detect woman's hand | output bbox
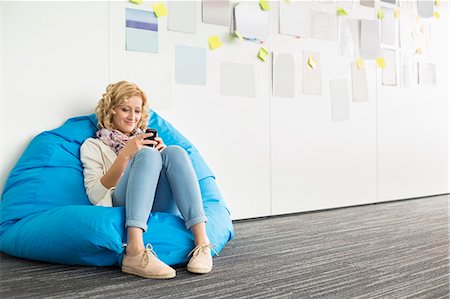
[118,133,154,160]
[154,136,166,152]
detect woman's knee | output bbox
[134,147,162,168]
[163,145,188,157]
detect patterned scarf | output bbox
[96,128,144,155]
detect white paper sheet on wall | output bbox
[418,62,437,85]
[273,53,295,98]
[175,45,206,85]
[399,9,415,54]
[220,62,256,98]
[329,79,350,122]
[382,48,397,86]
[360,0,375,7]
[202,0,230,27]
[417,0,434,18]
[360,19,380,59]
[381,7,396,46]
[401,53,417,88]
[310,11,337,41]
[338,18,360,58]
[351,63,369,102]
[168,1,196,34]
[233,2,269,41]
[279,1,310,38]
[302,51,322,95]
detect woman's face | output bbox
[112,95,143,135]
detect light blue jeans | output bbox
[112,145,207,232]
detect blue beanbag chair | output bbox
[0,111,234,266]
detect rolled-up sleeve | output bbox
[80,139,115,207]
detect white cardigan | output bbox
[79,138,118,207]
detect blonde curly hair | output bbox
[96,81,149,131]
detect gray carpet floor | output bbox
[1,194,449,299]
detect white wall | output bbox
[1,0,449,220]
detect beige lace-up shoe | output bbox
[122,244,176,279]
[187,244,218,274]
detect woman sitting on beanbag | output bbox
[80,81,214,279]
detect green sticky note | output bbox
[260,0,270,11]
[377,9,385,20]
[258,47,269,62]
[234,31,243,40]
[208,35,222,50]
[153,3,168,17]
[337,7,348,16]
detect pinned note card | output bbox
[417,0,434,18]
[360,19,380,59]
[202,0,230,26]
[308,56,317,69]
[337,7,348,16]
[351,63,369,102]
[126,8,158,53]
[260,0,270,11]
[273,53,295,98]
[258,47,269,61]
[234,2,270,41]
[175,45,206,85]
[168,1,196,34]
[339,18,360,58]
[376,57,386,68]
[279,1,310,38]
[381,7,395,46]
[329,79,350,122]
[153,3,168,17]
[418,62,436,85]
[382,49,397,86]
[310,11,337,41]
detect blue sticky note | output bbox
[175,45,206,85]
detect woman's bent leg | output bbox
[160,146,207,229]
[112,147,163,232]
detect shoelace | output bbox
[141,244,158,267]
[187,243,219,259]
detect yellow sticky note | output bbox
[415,15,421,23]
[208,35,222,50]
[356,58,365,70]
[337,7,348,16]
[258,47,269,61]
[234,31,243,40]
[377,9,385,20]
[435,0,440,6]
[394,8,400,18]
[259,0,271,11]
[308,56,317,69]
[129,0,143,4]
[416,48,423,55]
[153,3,168,17]
[376,57,386,68]
[433,11,441,19]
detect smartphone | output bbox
[144,128,158,147]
